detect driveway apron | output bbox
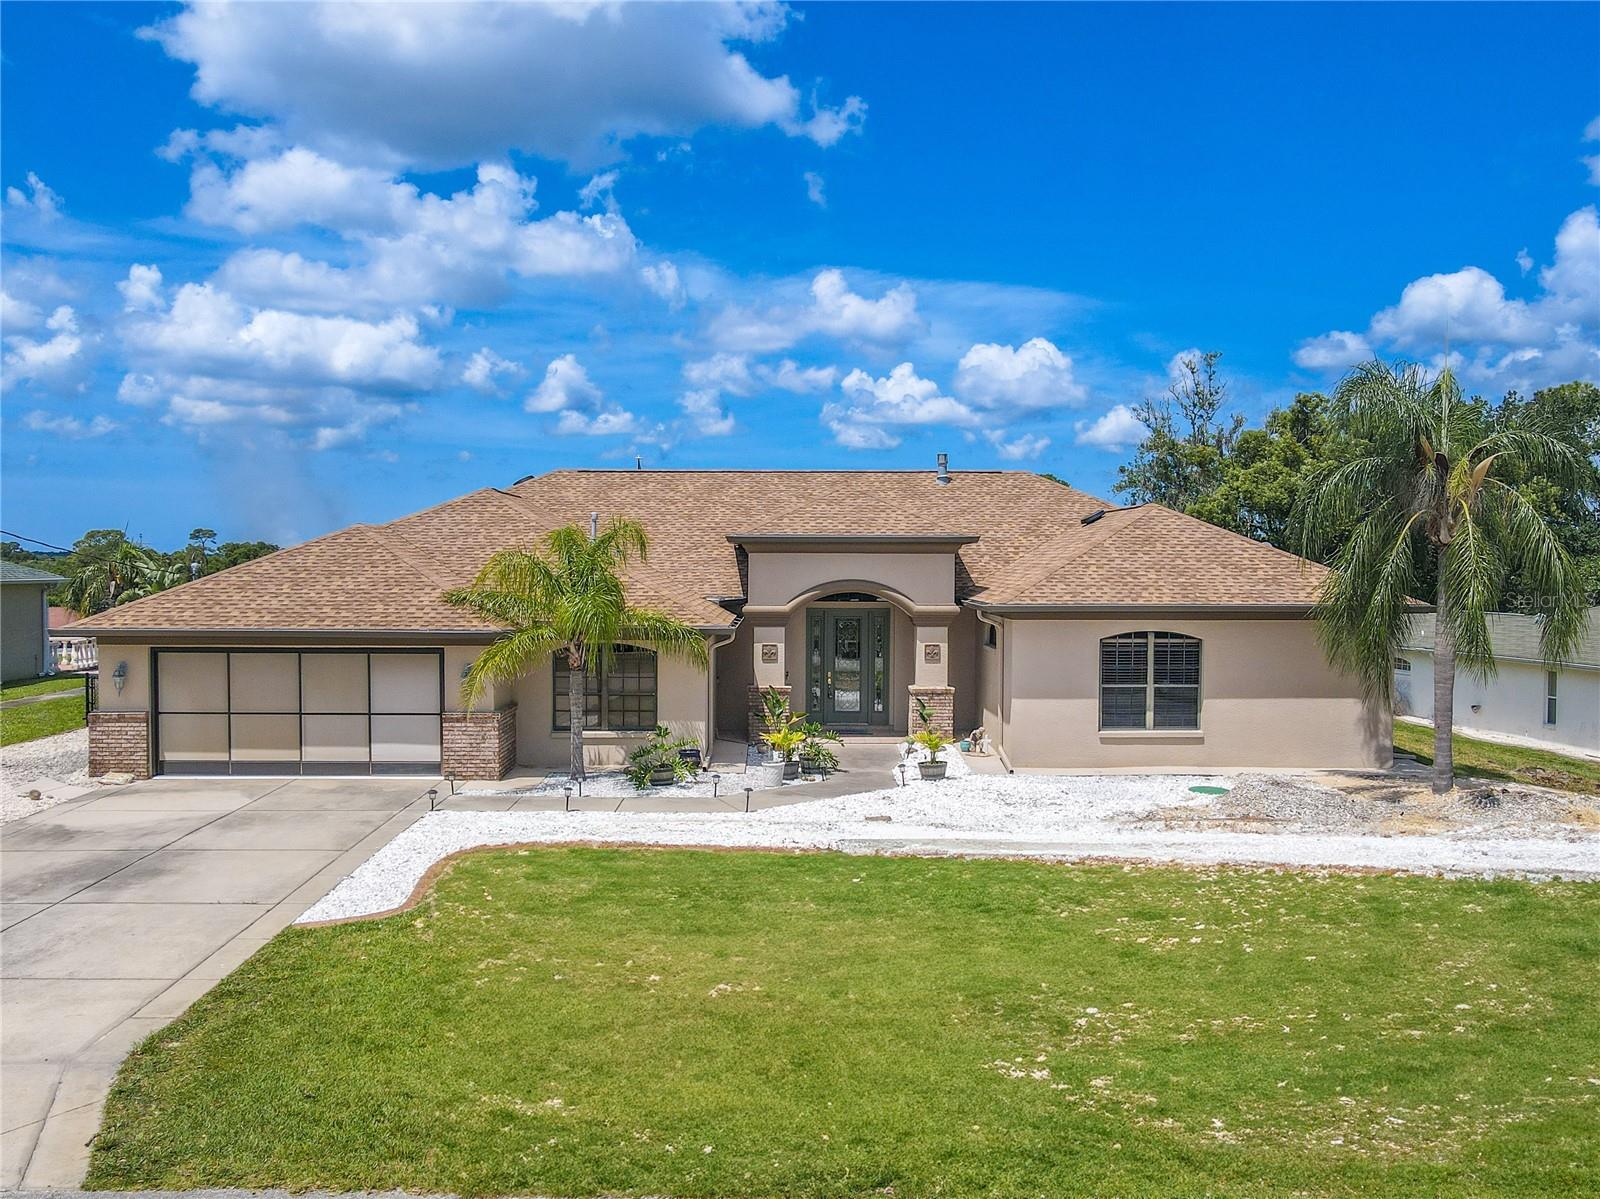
[1,776,436,1188]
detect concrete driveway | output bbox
[1,776,440,1188]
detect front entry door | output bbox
[808,607,890,727]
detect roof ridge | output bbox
[982,506,1153,603]
[1137,503,1330,577]
[358,525,456,591]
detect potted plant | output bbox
[797,719,842,774]
[763,726,807,780]
[625,725,698,789]
[910,728,950,781]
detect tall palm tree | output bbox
[443,518,708,780]
[1294,361,1591,792]
[63,541,185,615]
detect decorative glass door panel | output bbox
[814,608,890,726]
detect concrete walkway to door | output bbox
[0,776,440,1188]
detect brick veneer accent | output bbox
[908,685,956,739]
[748,684,791,744]
[442,705,517,779]
[88,710,151,779]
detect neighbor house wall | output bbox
[513,646,708,768]
[1001,616,1388,769]
[1,583,51,680]
[1397,650,1599,756]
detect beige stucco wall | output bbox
[1000,617,1388,769]
[513,646,709,768]
[744,550,955,609]
[2,584,52,681]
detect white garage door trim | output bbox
[152,647,443,776]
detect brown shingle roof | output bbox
[68,470,1330,634]
[973,503,1331,608]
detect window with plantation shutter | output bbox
[1099,632,1201,730]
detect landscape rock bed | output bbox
[1,727,95,822]
[297,771,1600,923]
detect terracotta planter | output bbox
[917,759,948,781]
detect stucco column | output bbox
[749,625,789,742]
[909,620,955,738]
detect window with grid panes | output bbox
[1099,631,1201,730]
[552,646,656,731]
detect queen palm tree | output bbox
[443,517,708,780]
[1293,361,1591,792]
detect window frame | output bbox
[1544,670,1558,726]
[1098,631,1202,732]
[552,645,658,732]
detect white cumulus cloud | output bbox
[1292,329,1372,371]
[22,410,117,439]
[462,347,523,393]
[525,353,636,436]
[1074,404,1145,451]
[711,269,920,353]
[146,1,865,169]
[954,337,1084,411]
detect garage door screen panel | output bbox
[154,650,442,775]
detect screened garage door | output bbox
[154,649,442,775]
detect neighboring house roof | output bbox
[1403,608,1600,670]
[0,561,65,585]
[47,605,78,629]
[67,470,1335,636]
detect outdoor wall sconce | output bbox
[460,663,473,681]
[112,661,128,695]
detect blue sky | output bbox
[3,1,1597,550]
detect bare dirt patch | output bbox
[1137,771,1600,838]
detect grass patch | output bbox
[0,674,84,700]
[90,849,1597,1197]
[0,694,85,746]
[1395,720,1600,796]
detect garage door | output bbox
[153,649,443,775]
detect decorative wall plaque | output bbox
[923,643,942,664]
[760,643,780,663]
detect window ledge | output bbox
[1098,729,1204,742]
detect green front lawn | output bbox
[0,674,83,700]
[90,849,1597,1197]
[0,693,85,746]
[1395,719,1600,796]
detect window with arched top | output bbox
[1100,632,1201,730]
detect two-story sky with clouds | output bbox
[3,1,1597,548]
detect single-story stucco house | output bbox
[1396,609,1599,758]
[67,466,1390,779]
[1,561,66,682]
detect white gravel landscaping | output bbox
[1,727,97,822]
[297,771,1600,924]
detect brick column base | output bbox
[748,685,791,744]
[88,710,151,779]
[908,685,956,739]
[442,705,517,779]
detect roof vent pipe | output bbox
[635,455,642,470]
[936,452,950,484]
[590,511,599,539]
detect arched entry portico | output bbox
[727,531,971,741]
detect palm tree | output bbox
[443,518,709,780]
[63,541,185,615]
[1294,361,1591,793]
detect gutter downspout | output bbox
[973,608,1013,774]
[704,628,738,764]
